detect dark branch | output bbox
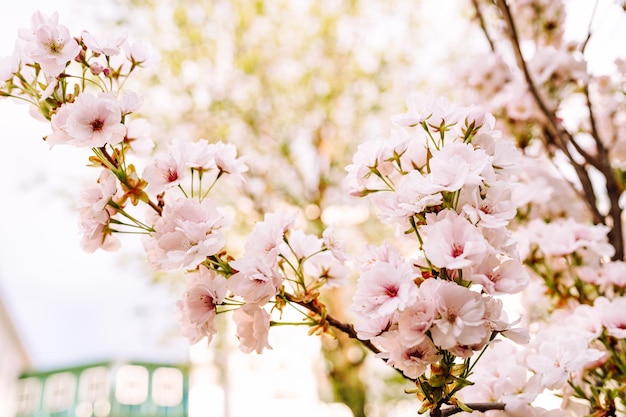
[494,0,624,258]
[442,402,506,417]
[283,292,381,355]
[471,0,497,52]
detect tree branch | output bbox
[283,292,381,356]
[470,0,497,52]
[441,402,506,417]
[582,83,624,259]
[493,0,624,258]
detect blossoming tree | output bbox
[1,2,625,417]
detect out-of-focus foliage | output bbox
[114,0,465,236]
[109,1,473,416]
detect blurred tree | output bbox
[106,0,470,415]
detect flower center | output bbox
[91,118,105,132]
[47,39,63,54]
[165,168,179,183]
[384,285,399,297]
[451,243,464,258]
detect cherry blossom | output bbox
[595,297,626,339]
[426,280,489,350]
[81,30,128,56]
[421,209,489,270]
[352,258,419,319]
[144,196,229,270]
[21,18,80,76]
[77,169,120,253]
[232,304,272,354]
[47,93,126,148]
[176,266,228,345]
[227,255,283,305]
[526,330,604,390]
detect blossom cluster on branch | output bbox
[1,3,625,417]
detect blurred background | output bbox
[0,0,622,416]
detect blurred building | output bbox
[13,361,188,417]
[0,295,30,417]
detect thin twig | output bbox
[471,0,496,52]
[580,0,600,54]
[283,292,381,355]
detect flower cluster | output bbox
[4,5,626,417]
[345,93,531,410]
[456,1,626,414]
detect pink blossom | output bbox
[77,169,118,216]
[118,90,144,114]
[458,341,542,409]
[304,251,350,288]
[81,30,128,56]
[595,296,626,338]
[422,209,489,269]
[22,17,81,76]
[371,171,443,227]
[283,229,322,259]
[233,304,272,354]
[568,304,603,341]
[352,259,418,318]
[425,280,489,350]
[241,210,297,261]
[227,255,283,304]
[376,331,442,379]
[77,169,120,253]
[322,225,348,262]
[472,131,522,175]
[397,300,436,345]
[391,93,461,129]
[208,141,249,181]
[423,155,470,193]
[18,11,59,42]
[469,256,529,295]
[355,242,408,272]
[142,151,188,195]
[144,197,228,270]
[430,142,491,188]
[47,93,126,148]
[124,39,159,67]
[600,260,626,288]
[0,42,20,87]
[354,315,392,340]
[78,215,120,253]
[524,218,614,258]
[345,138,396,195]
[390,129,429,171]
[461,182,517,229]
[176,266,227,345]
[526,330,605,390]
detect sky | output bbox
[0,0,190,370]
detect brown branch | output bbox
[582,83,624,258]
[580,0,600,55]
[494,0,624,258]
[283,296,510,414]
[542,129,604,225]
[441,402,506,417]
[471,0,497,52]
[283,292,381,356]
[493,0,593,160]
